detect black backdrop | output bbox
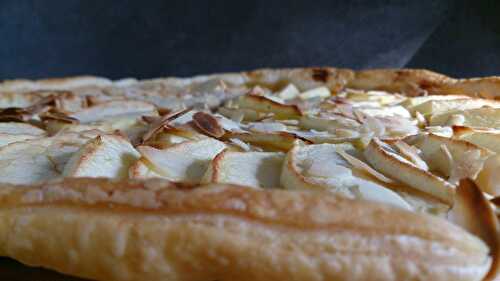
[1,0,500,80]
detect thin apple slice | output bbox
[0,132,93,185]
[235,94,302,119]
[299,115,361,133]
[476,155,500,196]
[454,128,500,154]
[448,179,500,281]
[410,98,500,116]
[202,151,284,188]
[406,133,491,182]
[70,100,157,123]
[430,107,500,128]
[281,143,412,209]
[364,138,455,204]
[63,134,140,179]
[401,95,471,109]
[137,138,227,183]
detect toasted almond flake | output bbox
[40,109,79,124]
[448,179,500,281]
[141,108,191,144]
[192,112,225,138]
[142,115,160,124]
[337,148,394,184]
[393,140,429,171]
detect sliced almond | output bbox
[192,112,224,138]
[40,110,79,124]
[298,86,331,100]
[390,140,429,170]
[336,148,394,184]
[140,108,191,144]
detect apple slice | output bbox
[430,107,500,128]
[475,155,500,196]
[63,134,140,179]
[299,115,361,133]
[137,138,227,183]
[364,138,455,204]
[224,131,311,151]
[0,122,46,136]
[400,95,471,109]
[202,151,284,188]
[448,179,500,281]
[406,133,491,182]
[454,128,500,154]
[298,86,331,100]
[410,98,500,116]
[281,143,412,209]
[235,94,302,119]
[70,100,157,123]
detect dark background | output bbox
[1,0,500,80]
[1,0,500,280]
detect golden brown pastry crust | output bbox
[3,67,500,100]
[0,178,491,281]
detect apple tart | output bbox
[0,67,499,281]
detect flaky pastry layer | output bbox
[0,178,491,281]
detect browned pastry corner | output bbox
[0,178,491,281]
